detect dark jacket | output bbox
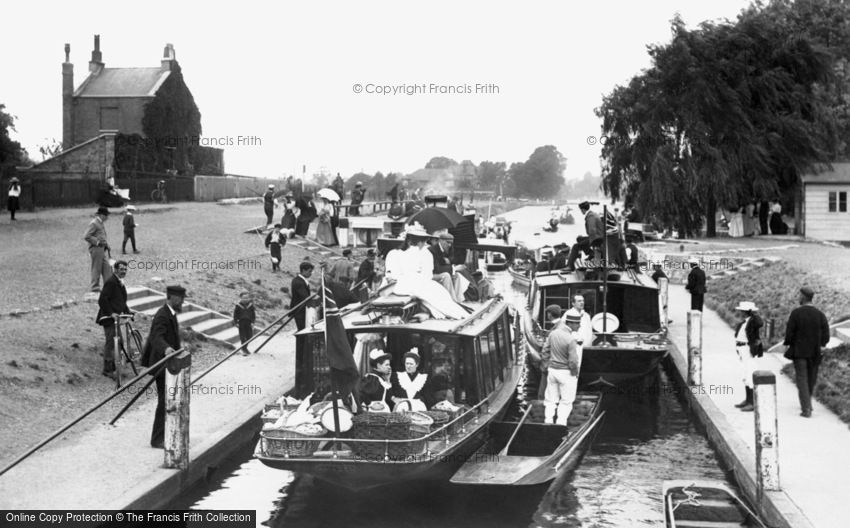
[783,304,830,359]
[95,275,129,326]
[290,275,311,329]
[685,267,707,295]
[357,258,376,285]
[429,243,453,275]
[122,214,136,233]
[233,302,256,323]
[263,191,274,209]
[351,188,365,205]
[141,304,181,369]
[734,314,763,357]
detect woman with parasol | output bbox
[7,177,21,220]
[315,188,339,246]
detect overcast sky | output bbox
[4,0,755,182]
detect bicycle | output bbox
[150,181,168,204]
[110,313,144,389]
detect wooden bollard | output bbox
[164,351,192,469]
[754,370,780,500]
[687,310,702,386]
[658,277,669,330]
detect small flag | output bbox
[605,208,619,236]
[322,274,360,398]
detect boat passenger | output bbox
[360,349,394,412]
[541,306,581,426]
[391,348,429,412]
[429,232,466,302]
[382,241,408,286]
[564,295,592,346]
[393,224,467,319]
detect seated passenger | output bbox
[360,349,393,412]
[393,223,467,319]
[564,236,595,271]
[423,357,455,408]
[428,232,466,302]
[391,348,429,412]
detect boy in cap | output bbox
[265,224,285,272]
[780,286,830,417]
[84,207,113,292]
[733,301,763,411]
[122,205,139,254]
[233,291,256,354]
[540,305,581,425]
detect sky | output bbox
[3,0,756,182]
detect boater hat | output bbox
[734,301,758,312]
[166,285,187,298]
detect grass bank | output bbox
[705,261,850,426]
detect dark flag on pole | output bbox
[604,208,620,236]
[322,274,360,398]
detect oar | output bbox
[500,405,533,456]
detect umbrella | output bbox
[317,188,340,202]
[406,206,467,233]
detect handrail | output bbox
[0,348,184,477]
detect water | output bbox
[174,206,734,526]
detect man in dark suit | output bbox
[96,260,131,378]
[780,287,830,417]
[685,257,706,311]
[263,185,275,225]
[357,249,377,302]
[565,202,604,271]
[141,285,186,448]
[290,262,314,397]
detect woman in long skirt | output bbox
[280,193,297,230]
[315,198,337,246]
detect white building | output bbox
[802,162,850,242]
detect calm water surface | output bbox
[175,207,734,527]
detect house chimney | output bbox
[89,34,104,74]
[161,43,176,71]
[63,43,74,149]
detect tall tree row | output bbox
[597,0,848,237]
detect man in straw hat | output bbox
[141,284,187,448]
[540,305,581,425]
[779,286,830,417]
[732,301,763,412]
[685,257,706,311]
[84,207,113,292]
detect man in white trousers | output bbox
[541,305,581,425]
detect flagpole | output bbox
[322,272,343,438]
[602,204,609,347]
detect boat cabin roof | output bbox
[532,268,659,290]
[296,296,510,338]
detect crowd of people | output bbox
[724,200,788,237]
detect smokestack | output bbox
[63,43,74,149]
[89,34,104,74]
[161,43,176,71]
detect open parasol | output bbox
[317,188,341,202]
[406,206,467,233]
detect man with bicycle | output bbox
[95,260,131,378]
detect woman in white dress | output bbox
[315,197,337,246]
[393,223,467,319]
[728,207,744,237]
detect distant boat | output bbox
[663,480,767,528]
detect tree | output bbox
[509,145,566,198]
[38,138,63,161]
[597,8,836,237]
[0,104,27,167]
[478,161,507,191]
[425,156,458,169]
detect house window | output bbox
[829,191,848,213]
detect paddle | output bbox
[500,404,533,456]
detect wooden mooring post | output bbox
[754,371,780,501]
[687,310,702,386]
[164,351,192,469]
[658,277,669,330]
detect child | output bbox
[233,292,256,354]
[122,205,139,254]
[264,224,286,272]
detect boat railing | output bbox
[259,397,492,461]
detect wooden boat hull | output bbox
[508,267,531,288]
[256,364,522,491]
[450,394,604,486]
[663,480,767,528]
